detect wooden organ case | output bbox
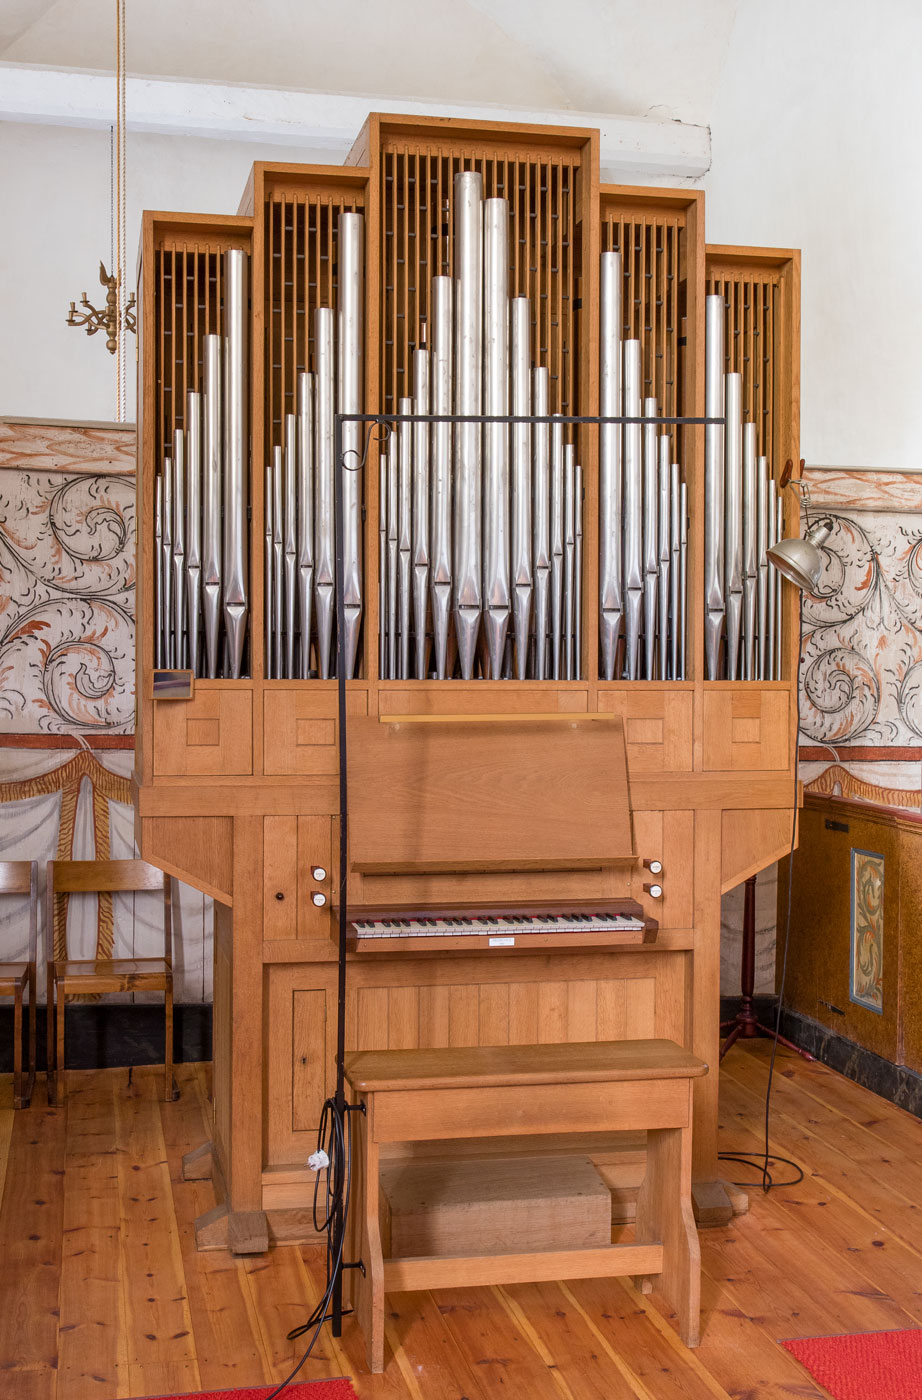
[133,114,801,1250]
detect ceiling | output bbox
[0,0,739,125]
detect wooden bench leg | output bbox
[26,962,36,1106]
[56,988,66,1106]
[46,971,56,1105]
[634,1110,701,1347]
[352,1096,385,1373]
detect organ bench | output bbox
[345,1039,708,1370]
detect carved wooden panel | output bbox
[263,687,369,775]
[152,689,253,776]
[598,688,694,773]
[701,687,790,771]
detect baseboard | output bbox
[720,994,922,1122]
[0,1003,212,1072]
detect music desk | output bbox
[344,1038,708,1371]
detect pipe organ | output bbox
[134,117,800,1251]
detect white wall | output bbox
[0,122,332,424]
[705,0,922,471]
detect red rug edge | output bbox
[782,1329,922,1400]
[127,1378,358,1400]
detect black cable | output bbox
[262,1098,352,1400]
[718,601,806,1194]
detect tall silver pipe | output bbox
[599,250,623,680]
[482,197,510,679]
[742,422,758,681]
[642,398,660,681]
[550,418,565,680]
[172,428,186,670]
[338,211,364,678]
[264,463,274,678]
[161,454,173,669]
[757,457,770,681]
[511,296,533,680]
[657,435,671,682]
[670,462,681,681]
[412,347,431,680]
[386,432,398,680]
[622,340,643,680]
[272,445,284,680]
[223,249,249,679]
[397,397,413,680]
[679,481,688,680]
[775,494,784,680]
[185,391,202,675]
[202,333,223,679]
[378,452,387,680]
[313,306,335,679]
[705,294,726,679]
[297,372,314,679]
[563,443,575,680]
[574,462,583,681]
[724,372,744,680]
[532,368,551,682]
[283,413,298,679]
[154,473,163,668]
[452,170,483,680]
[430,276,453,679]
[766,485,777,681]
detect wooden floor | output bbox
[3,1043,922,1400]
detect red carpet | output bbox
[784,1330,922,1398]
[134,1382,358,1400]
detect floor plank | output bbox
[5,1046,922,1399]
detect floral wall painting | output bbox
[850,847,884,1014]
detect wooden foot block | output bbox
[381,1154,611,1259]
[227,1209,269,1255]
[691,1178,734,1228]
[182,1140,215,1182]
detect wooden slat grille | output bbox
[264,190,362,451]
[154,246,224,467]
[601,209,686,458]
[706,272,780,473]
[379,145,580,420]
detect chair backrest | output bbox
[46,859,171,965]
[0,860,38,963]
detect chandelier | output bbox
[65,0,135,419]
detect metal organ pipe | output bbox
[185,391,202,675]
[272,445,284,681]
[510,296,533,681]
[704,294,725,680]
[482,197,511,680]
[723,372,744,681]
[397,397,413,681]
[642,398,659,683]
[338,211,364,678]
[430,277,453,680]
[452,170,484,681]
[202,333,223,679]
[657,435,671,682]
[172,428,186,670]
[532,367,551,682]
[741,421,757,681]
[563,443,576,680]
[599,250,623,681]
[284,413,298,679]
[154,473,163,668]
[297,372,314,679]
[313,306,335,680]
[223,247,249,680]
[622,340,643,681]
[550,417,565,680]
[161,453,173,669]
[386,432,398,681]
[412,347,431,680]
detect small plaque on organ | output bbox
[152,669,194,700]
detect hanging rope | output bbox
[115,0,127,423]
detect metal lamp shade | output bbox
[766,518,832,593]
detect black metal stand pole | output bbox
[331,413,350,1335]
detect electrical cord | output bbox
[260,1097,353,1400]
[718,603,807,1194]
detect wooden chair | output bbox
[46,859,177,1104]
[0,861,38,1108]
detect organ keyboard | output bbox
[347,902,655,951]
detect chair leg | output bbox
[164,981,178,1102]
[13,984,23,1109]
[56,988,66,1107]
[27,963,36,1105]
[46,972,56,1105]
